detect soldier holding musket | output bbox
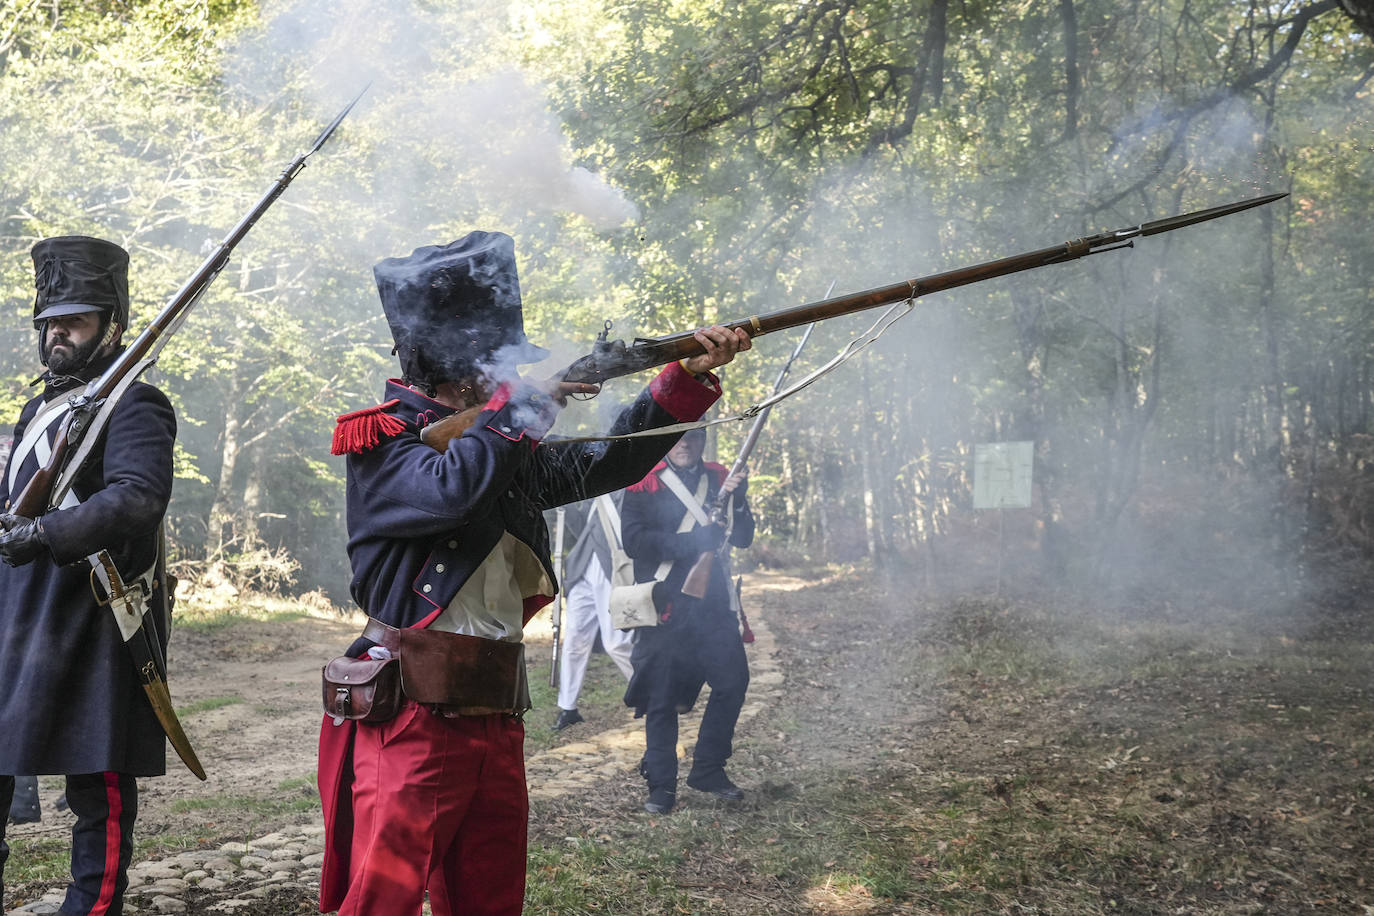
[317,230,751,916]
[0,236,178,915]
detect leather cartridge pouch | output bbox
[322,655,402,724]
[365,619,531,716]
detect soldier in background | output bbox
[550,491,636,731]
[622,427,754,814]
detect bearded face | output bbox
[42,312,111,376]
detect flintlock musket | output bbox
[419,191,1286,451]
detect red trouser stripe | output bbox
[91,771,123,916]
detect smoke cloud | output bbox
[226,0,638,233]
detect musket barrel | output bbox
[14,90,366,518]
[564,191,1286,386]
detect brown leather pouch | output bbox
[392,627,529,715]
[322,656,402,725]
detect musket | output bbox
[679,285,832,613]
[418,192,1286,451]
[12,86,367,519]
[7,88,367,780]
[549,505,566,688]
[562,192,1288,384]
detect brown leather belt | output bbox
[363,618,530,718]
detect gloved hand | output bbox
[0,513,46,567]
[688,523,727,554]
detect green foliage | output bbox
[0,0,1370,597]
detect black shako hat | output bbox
[31,236,130,328]
[374,231,550,390]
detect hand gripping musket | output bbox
[8,88,367,780]
[417,192,1286,451]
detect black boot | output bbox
[8,776,41,825]
[643,786,676,814]
[686,769,744,802]
[551,708,584,731]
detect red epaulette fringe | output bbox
[331,399,405,455]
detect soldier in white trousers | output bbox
[553,492,635,730]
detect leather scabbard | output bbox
[130,626,207,780]
[96,551,207,781]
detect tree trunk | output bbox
[205,365,243,558]
[1060,0,1080,139]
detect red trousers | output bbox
[337,701,528,916]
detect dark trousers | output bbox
[0,775,10,905]
[6,777,40,825]
[638,609,750,790]
[0,773,138,916]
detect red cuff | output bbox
[650,360,721,420]
[482,383,546,449]
[483,384,514,412]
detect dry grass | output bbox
[525,571,1374,914]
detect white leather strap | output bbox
[594,493,622,548]
[657,468,711,527]
[6,395,155,642]
[7,397,70,493]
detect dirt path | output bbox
[7,570,1371,915]
[4,575,799,912]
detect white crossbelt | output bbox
[6,396,155,642]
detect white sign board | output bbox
[973,441,1034,509]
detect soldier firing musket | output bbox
[413,191,1286,456]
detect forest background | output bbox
[1,0,1372,607]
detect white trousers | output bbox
[556,560,635,710]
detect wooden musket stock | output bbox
[419,405,485,451]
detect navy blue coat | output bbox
[621,459,754,715]
[622,460,754,609]
[338,362,722,653]
[0,365,176,776]
[320,363,722,905]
